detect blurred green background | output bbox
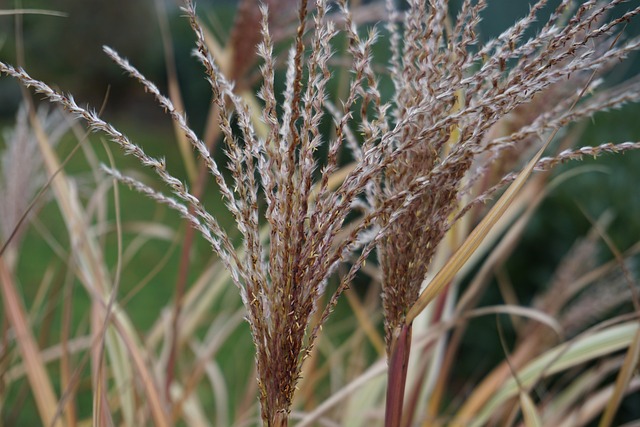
[1,0,639,424]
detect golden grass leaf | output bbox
[598,325,640,427]
[520,392,543,427]
[0,258,63,427]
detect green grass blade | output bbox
[466,322,639,427]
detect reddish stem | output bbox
[401,288,450,427]
[385,322,413,427]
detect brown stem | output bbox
[385,322,413,427]
[401,288,450,427]
[272,411,289,427]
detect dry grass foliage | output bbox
[1,0,640,426]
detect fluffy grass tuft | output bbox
[1,0,640,426]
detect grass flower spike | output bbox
[1,0,640,426]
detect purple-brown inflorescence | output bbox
[369,0,640,349]
[2,0,640,425]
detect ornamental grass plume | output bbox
[2,0,640,426]
[0,104,69,260]
[349,0,640,423]
[1,0,398,424]
[373,0,640,347]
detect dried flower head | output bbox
[2,0,640,425]
[361,0,640,349]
